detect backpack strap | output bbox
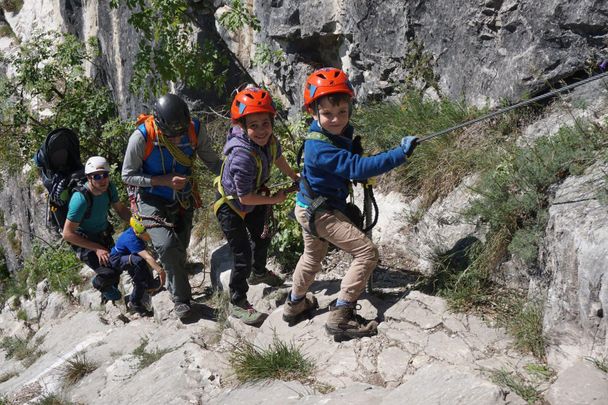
[77,183,115,221]
[137,114,199,161]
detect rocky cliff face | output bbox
[3,0,142,117]
[0,168,54,274]
[222,0,608,112]
[1,2,608,403]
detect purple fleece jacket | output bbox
[220,126,282,213]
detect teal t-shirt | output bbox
[66,182,119,235]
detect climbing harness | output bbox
[298,131,379,237]
[418,71,608,144]
[213,137,279,219]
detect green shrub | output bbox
[0,24,14,38]
[16,308,27,321]
[353,92,518,213]
[508,225,544,265]
[0,31,131,174]
[218,0,261,32]
[0,243,81,305]
[0,335,45,366]
[266,115,306,270]
[253,43,285,67]
[229,337,314,382]
[466,120,607,273]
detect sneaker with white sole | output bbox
[229,300,266,326]
[247,270,284,287]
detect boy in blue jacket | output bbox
[214,87,299,326]
[283,68,418,339]
[110,215,165,316]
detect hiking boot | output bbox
[282,292,318,326]
[247,270,284,287]
[101,285,121,302]
[174,302,192,319]
[325,305,378,340]
[229,300,266,326]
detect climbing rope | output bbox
[138,214,176,230]
[418,71,608,144]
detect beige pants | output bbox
[292,204,379,302]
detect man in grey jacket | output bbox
[122,94,221,318]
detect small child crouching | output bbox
[110,214,165,316]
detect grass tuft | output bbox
[499,298,545,359]
[524,363,555,380]
[585,356,608,373]
[229,337,315,382]
[132,337,170,370]
[32,393,76,405]
[490,369,542,404]
[429,229,510,312]
[60,352,98,387]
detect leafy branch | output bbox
[110,0,233,99]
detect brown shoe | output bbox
[325,305,378,340]
[282,292,318,325]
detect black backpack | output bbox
[34,128,93,234]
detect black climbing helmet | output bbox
[153,94,191,137]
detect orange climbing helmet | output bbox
[303,67,355,108]
[230,87,276,122]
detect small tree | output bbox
[0,31,129,172]
[110,0,232,99]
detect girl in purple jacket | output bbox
[214,87,299,326]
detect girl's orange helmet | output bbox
[230,87,276,122]
[303,67,355,108]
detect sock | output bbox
[336,299,355,308]
[290,292,304,302]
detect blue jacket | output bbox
[138,119,200,202]
[296,120,406,212]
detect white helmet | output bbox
[84,156,110,175]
